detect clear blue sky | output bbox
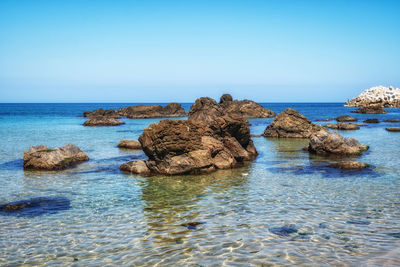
[0,0,399,103]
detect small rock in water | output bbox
[180,221,205,230]
[363,119,380,123]
[269,225,298,236]
[384,119,400,123]
[329,161,369,170]
[386,127,400,132]
[346,219,371,225]
[335,115,358,122]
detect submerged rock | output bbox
[329,161,369,169]
[325,123,360,130]
[218,94,275,118]
[120,97,257,176]
[262,108,326,138]
[23,144,89,170]
[0,196,71,217]
[83,116,125,126]
[335,115,358,122]
[386,128,400,132]
[269,225,298,236]
[117,140,141,149]
[345,85,400,108]
[363,119,380,123]
[118,103,188,118]
[306,131,369,156]
[351,106,386,114]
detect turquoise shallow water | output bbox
[0,103,400,266]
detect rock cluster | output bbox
[306,131,369,156]
[120,97,257,176]
[118,103,188,118]
[262,108,326,138]
[345,85,400,107]
[325,123,360,130]
[23,144,89,170]
[351,106,386,114]
[219,94,275,118]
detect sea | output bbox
[0,103,399,266]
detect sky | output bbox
[0,0,399,103]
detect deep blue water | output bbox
[0,103,399,266]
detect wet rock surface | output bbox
[351,106,387,114]
[23,144,89,170]
[0,196,71,217]
[83,116,125,126]
[117,140,141,149]
[120,97,257,176]
[329,161,369,169]
[325,123,360,130]
[306,130,369,156]
[386,128,400,132]
[363,119,380,123]
[262,108,326,138]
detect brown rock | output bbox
[119,103,188,118]
[384,119,400,123]
[363,119,380,123]
[23,144,89,170]
[218,94,275,118]
[306,130,369,156]
[335,115,358,122]
[219,94,233,103]
[351,106,387,114]
[325,123,360,130]
[83,108,121,118]
[83,116,125,126]
[329,161,369,169]
[117,140,141,149]
[262,108,326,138]
[120,160,152,175]
[386,128,400,132]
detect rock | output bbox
[262,108,326,138]
[335,115,358,122]
[351,106,387,114]
[118,103,188,118]
[306,131,369,156]
[329,161,370,169]
[0,196,71,217]
[219,94,233,103]
[83,116,125,126]
[269,225,298,236]
[121,97,257,176]
[386,128,400,132]
[250,134,261,137]
[384,119,400,123]
[23,144,89,170]
[345,85,400,108]
[117,140,141,149]
[325,123,360,130]
[218,94,275,118]
[363,119,380,123]
[83,108,121,118]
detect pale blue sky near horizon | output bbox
[0,0,399,103]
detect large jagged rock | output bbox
[306,131,369,156]
[262,108,326,138]
[83,108,121,118]
[23,144,89,170]
[118,103,188,118]
[83,116,125,126]
[351,106,387,114]
[345,85,400,107]
[120,97,257,176]
[325,123,360,130]
[218,94,275,118]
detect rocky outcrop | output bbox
[218,94,275,118]
[262,108,326,138]
[120,97,257,176]
[306,131,369,156]
[83,116,125,126]
[386,128,400,132]
[325,123,360,130]
[23,144,89,170]
[329,161,369,170]
[335,115,357,122]
[118,103,188,118]
[345,85,400,107]
[83,108,121,118]
[117,140,141,149]
[351,106,386,114]
[363,119,380,123]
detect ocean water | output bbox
[0,103,399,266]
